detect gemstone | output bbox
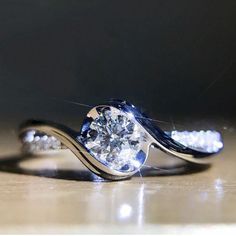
[22,130,61,152]
[170,130,223,153]
[80,107,145,172]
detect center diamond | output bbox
[81,107,145,172]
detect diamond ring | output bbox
[19,100,223,180]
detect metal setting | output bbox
[19,100,223,180]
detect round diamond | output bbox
[81,107,145,172]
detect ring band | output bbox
[19,99,223,180]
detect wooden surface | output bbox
[0,121,235,234]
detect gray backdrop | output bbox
[0,0,235,126]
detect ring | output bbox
[19,99,223,180]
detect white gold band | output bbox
[21,129,223,154]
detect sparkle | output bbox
[170,130,223,153]
[119,204,132,219]
[81,107,145,172]
[22,131,61,152]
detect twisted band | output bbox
[19,100,223,180]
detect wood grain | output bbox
[0,122,235,234]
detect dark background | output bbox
[0,0,235,126]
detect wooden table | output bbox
[0,120,235,234]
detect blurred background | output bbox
[0,0,235,131]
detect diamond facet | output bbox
[80,107,145,172]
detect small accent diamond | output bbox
[22,130,61,152]
[171,130,223,153]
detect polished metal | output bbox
[19,100,223,180]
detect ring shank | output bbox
[20,128,222,168]
[19,129,188,169]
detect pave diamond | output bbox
[170,130,223,153]
[22,130,61,152]
[81,107,145,172]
